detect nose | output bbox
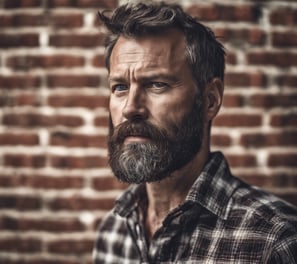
[122,87,148,121]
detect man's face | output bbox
[107,29,205,183]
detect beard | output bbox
[108,96,204,184]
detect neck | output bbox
[144,146,209,240]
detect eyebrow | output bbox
[108,73,179,83]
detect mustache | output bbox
[110,120,168,144]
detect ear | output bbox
[204,78,224,122]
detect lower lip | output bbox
[124,136,149,144]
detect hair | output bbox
[98,1,225,90]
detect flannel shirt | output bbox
[93,152,297,263]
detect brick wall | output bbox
[0,0,296,263]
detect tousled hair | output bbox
[98,1,225,90]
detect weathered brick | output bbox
[247,51,297,67]
[3,0,41,8]
[0,195,41,210]
[269,8,297,26]
[222,94,245,107]
[275,75,297,88]
[226,154,257,167]
[3,113,84,127]
[272,31,297,47]
[0,33,39,48]
[47,238,93,254]
[0,237,42,252]
[50,155,108,169]
[50,132,107,148]
[94,115,109,127]
[0,133,39,146]
[270,113,297,127]
[0,75,41,89]
[47,95,108,108]
[268,153,297,167]
[225,72,267,87]
[92,176,128,191]
[249,94,297,108]
[213,113,262,127]
[211,134,232,147]
[47,74,100,88]
[48,0,118,8]
[92,54,106,67]
[49,34,104,47]
[7,55,85,70]
[4,154,46,168]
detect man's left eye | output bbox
[150,82,168,89]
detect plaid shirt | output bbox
[93,152,297,263]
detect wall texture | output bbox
[0,0,296,263]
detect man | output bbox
[93,2,297,263]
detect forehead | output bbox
[109,29,187,74]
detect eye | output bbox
[148,82,169,92]
[111,84,128,93]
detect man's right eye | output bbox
[112,84,128,93]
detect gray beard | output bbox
[108,96,204,184]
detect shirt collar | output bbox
[114,152,241,221]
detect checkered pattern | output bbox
[93,152,297,263]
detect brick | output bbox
[48,14,84,28]
[187,4,260,22]
[47,238,93,254]
[0,133,39,146]
[249,94,297,108]
[269,8,297,26]
[3,113,84,127]
[50,132,107,148]
[92,176,128,191]
[226,154,257,167]
[0,195,41,210]
[50,155,108,169]
[0,258,80,264]
[92,54,105,67]
[240,131,297,148]
[247,51,297,67]
[215,28,266,46]
[0,75,41,89]
[0,33,39,48]
[4,154,46,168]
[48,196,114,211]
[275,75,297,88]
[7,55,85,70]
[48,0,118,8]
[47,74,100,88]
[268,153,297,167]
[0,237,41,252]
[270,113,297,127]
[225,72,267,87]
[210,134,232,147]
[222,94,245,107]
[7,93,42,106]
[0,216,85,232]
[0,14,45,27]
[213,113,262,127]
[49,34,104,47]
[48,94,108,108]
[94,115,109,127]
[3,0,41,8]
[272,31,297,47]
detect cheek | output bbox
[109,99,122,127]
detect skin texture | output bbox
[108,29,223,240]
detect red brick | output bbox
[3,0,41,8]
[48,14,84,28]
[269,8,297,26]
[268,153,297,167]
[47,74,100,88]
[270,113,297,127]
[92,54,105,67]
[48,0,118,8]
[0,216,85,232]
[50,155,108,169]
[7,55,85,70]
[0,237,41,252]
[50,132,107,148]
[4,154,46,168]
[272,31,297,47]
[275,75,297,88]
[49,34,104,47]
[210,134,232,147]
[0,14,45,27]
[48,196,114,211]
[226,154,257,167]
[0,195,41,210]
[249,94,297,108]
[47,239,93,254]
[0,258,80,264]
[10,93,42,106]
[187,4,260,22]
[0,33,39,48]
[225,72,267,87]
[240,131,297,148]
[3,113,84,127]
[0,75,41,89]
[213,113,262,127]
[48,95,108,108]
[222,94,245,107]
[0,133,39,146]
[94,115,109,127]
[92,176,128,191]
[247,51,297,67]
